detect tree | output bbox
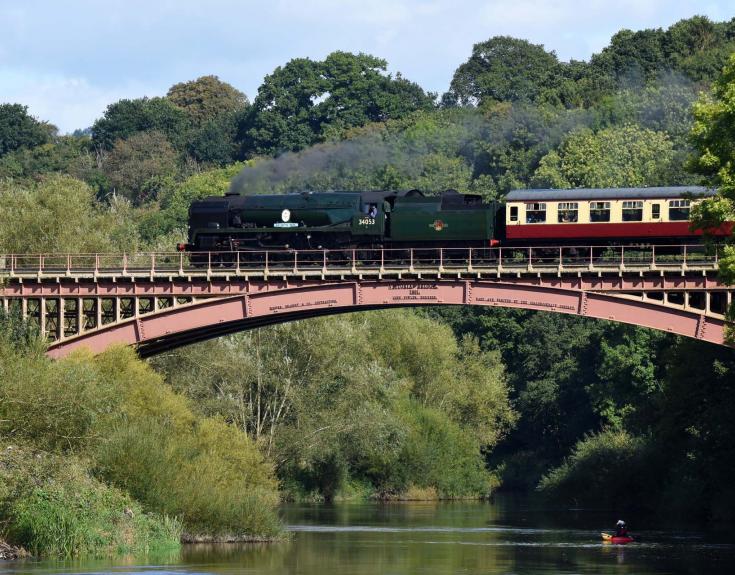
[0,104,54,157]
[241,51,434,155]
[590,28,667,88]
[152,310,515,501]
[663,16,735,84]
[0,174,139,254]
[167,75,248,126]
[0,135,98,180]
[102,131,179,204]
[187,110,244,166]
[91,97,189,150]
[444,37,562,106]
[531,124,675,188]
[689,53,735,303]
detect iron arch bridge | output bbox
[0,244,732,358]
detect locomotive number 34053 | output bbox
[358,218,376,225]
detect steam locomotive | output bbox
[179,186,726,254]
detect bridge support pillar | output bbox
[77,298,83,338]
[39,296,46,339]
[57,297,64,341]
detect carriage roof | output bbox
[506,186,715,202]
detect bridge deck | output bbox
[0,245,723,280]
[1,245,732,355]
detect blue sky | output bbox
[1,0,733,132]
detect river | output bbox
[2,495,734,574]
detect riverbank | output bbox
[0,540,29,561]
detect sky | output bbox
[1,0,733,133]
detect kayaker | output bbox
[615,520,628,537]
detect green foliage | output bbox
[167,75,248,126]
[0,308,43,354]
[0,445,181,557]
[0,135,97,180]
[592,328,668,429]
[445,36,562,106]
[91,97,189,151]
[531,124,675,188]
[398,404,494,498]
[91,347,280,538]
[102,131,180,204]
[0,348,117,452]
[242,51,434,155]
[153,310,515,501]
[187,110,245,166]
[0,316,281,544]
[0,104,53,157]
[538,430,653,508]
[688,51,735,324]
[0,174,140,254]
[655,340,735,522]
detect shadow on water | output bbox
[3,495,734,575]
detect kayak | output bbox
[601,532,634,544]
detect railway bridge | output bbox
[0,244,732,358]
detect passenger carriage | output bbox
[503,186,724,243]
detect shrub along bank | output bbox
[0,311,281,557]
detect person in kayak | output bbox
[615,520,628,537]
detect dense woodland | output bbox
[2,15,735,556]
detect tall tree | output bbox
[167,75,248,126]
[241,51,434,155]
[689,53,735,293]
[91,97,189,150]
[102,131,179,204]
[444,37,562,107]
[0,104,54,157]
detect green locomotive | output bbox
[182,189,499,252]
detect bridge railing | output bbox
[0,244,722,278]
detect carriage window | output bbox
[622,200,644,222]
[557,202,578,223]
[651,204,661,219]
[509,206,519,222]
[589,201,611,222]
[669,199,691,221]
[525,203,546,223]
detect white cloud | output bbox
[0,0,732,131]
[0,68,157,133]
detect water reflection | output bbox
[3,497,734,575]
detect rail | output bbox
[0,244,722,279]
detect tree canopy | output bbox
[531,124,675,188]
[167,75,248,126]
[0,104,54,157]
[444,37,562,106]
[242,51,434,155]
[91,97,189,150]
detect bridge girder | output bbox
[0,246,732,357]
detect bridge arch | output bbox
[1,246,732,358]
[41,278,730,358]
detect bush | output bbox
[92,347,280,539]
[0,445,180,557]
[538,429,654,509]
[0,332,281,543]
[398,404,494,499]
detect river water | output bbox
[2,495,734,574]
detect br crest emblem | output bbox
[430,219,447,231]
